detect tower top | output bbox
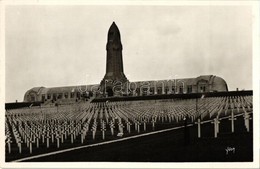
[110,21,117,28]
[109,22,119,31]
[108,22,121,42]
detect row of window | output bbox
[28,85,208,102]
[138,85,196,94]
[129,85,207,94]
[41,92,90,102]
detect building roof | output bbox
[24,75,228,100]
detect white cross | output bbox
[211,118,220,138]
[228,110,237,133]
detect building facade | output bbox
[24,22,228,103]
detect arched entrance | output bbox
[29,92,37,102]
[197,79,208,93]
[106,87,114,97]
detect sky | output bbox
[5,5,252,102]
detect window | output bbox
[53,94,57,100]
[179,86,183,94]
[187,85,192,93]
[70,92,75,98]
[200,86,206,92]
[109,32,114,37]
[42,94,45,101]
[77,92,81,98]
[47,94,51,99]
[57,93,63,99]
[109,32,114,42]
[30,96,35,102]
[150,88,154,94]
[172,86,176,94]
[64,93,68,99]
[157,87,162,95]
[165,87,169,94]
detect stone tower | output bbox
[100,22,128,97]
